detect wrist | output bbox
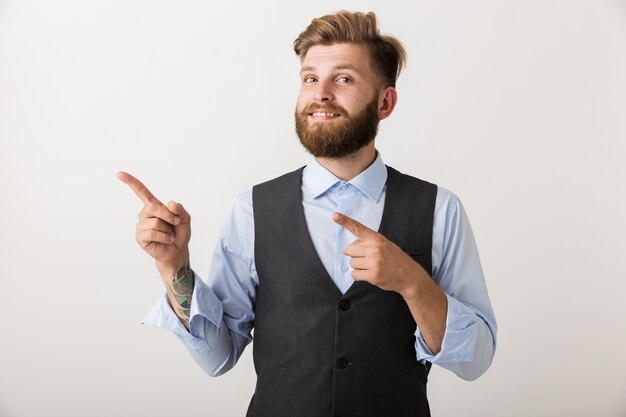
[159,260,194,330]
[399,268,447,312]
[156,263,185,285]
[397,261,429,302]
[156,258,190,284]
[398,275,420,301]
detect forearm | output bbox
[424,188,497,379]
[400,268,448,355]
[434,311,495,381]
[186,320,251,377]
[143,273,252,377]
[140,191,257,377]
[411,293,496,381]
[157,260,194,330]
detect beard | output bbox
[295,96,380,158]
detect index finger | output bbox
[116,171,162,205]
[332,212,378,240]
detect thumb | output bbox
[168,201,191,223]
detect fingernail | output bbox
[170,235,176,242]
[173,217,181,225]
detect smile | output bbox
[309,112,341,118]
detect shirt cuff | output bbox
[414,294,479,363]
[142,271,224,354]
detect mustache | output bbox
[300,102,348,117]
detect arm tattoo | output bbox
[171,263,194,328]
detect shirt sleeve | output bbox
[413,187,497,381]
[142,190,258,377]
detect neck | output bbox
[314,142,377,181]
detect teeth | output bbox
[312,112,337,117]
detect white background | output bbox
[1,1,625,416]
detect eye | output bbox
[337,76,352,84]
[303,76,317,83]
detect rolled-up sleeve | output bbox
[414,187,497,380]
[142,271,222,353]
[142,190,257,376]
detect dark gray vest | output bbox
[248,166,437,417]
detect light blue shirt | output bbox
[144,152,497,381]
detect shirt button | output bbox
[336,357,349,369]
[341,265,349,272]
[338,300,351,311]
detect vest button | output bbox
[336,357,349,369]
[338,300,351,311]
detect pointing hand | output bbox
[332,212,425,298]
[117,171,191,271]
[333,211,447,354]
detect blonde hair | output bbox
[294,11,406,88]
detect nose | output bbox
[314,81,334,103]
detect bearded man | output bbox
[118,10,497,417]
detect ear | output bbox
[377,86,398,120]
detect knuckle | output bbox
[135,233,147,246]
[148,202,161,213]
[139,203,155,218]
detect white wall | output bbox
[1,1,625,416]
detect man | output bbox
[118,11,496,417]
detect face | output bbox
[295,43,396,158]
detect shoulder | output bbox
[386,165,436,189]
[252,167,305,193]
[229,167,306,219]
[217,188,253,241]
[434,185,466,228]
[385,167,438,212]
[384,165,463,212]
[231,187,253,215]
[228,165,302,216]
[432,185,476,251]
[435,186,462,213]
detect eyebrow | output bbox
[300,64,362,74]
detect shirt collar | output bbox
[303,151,388,203]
